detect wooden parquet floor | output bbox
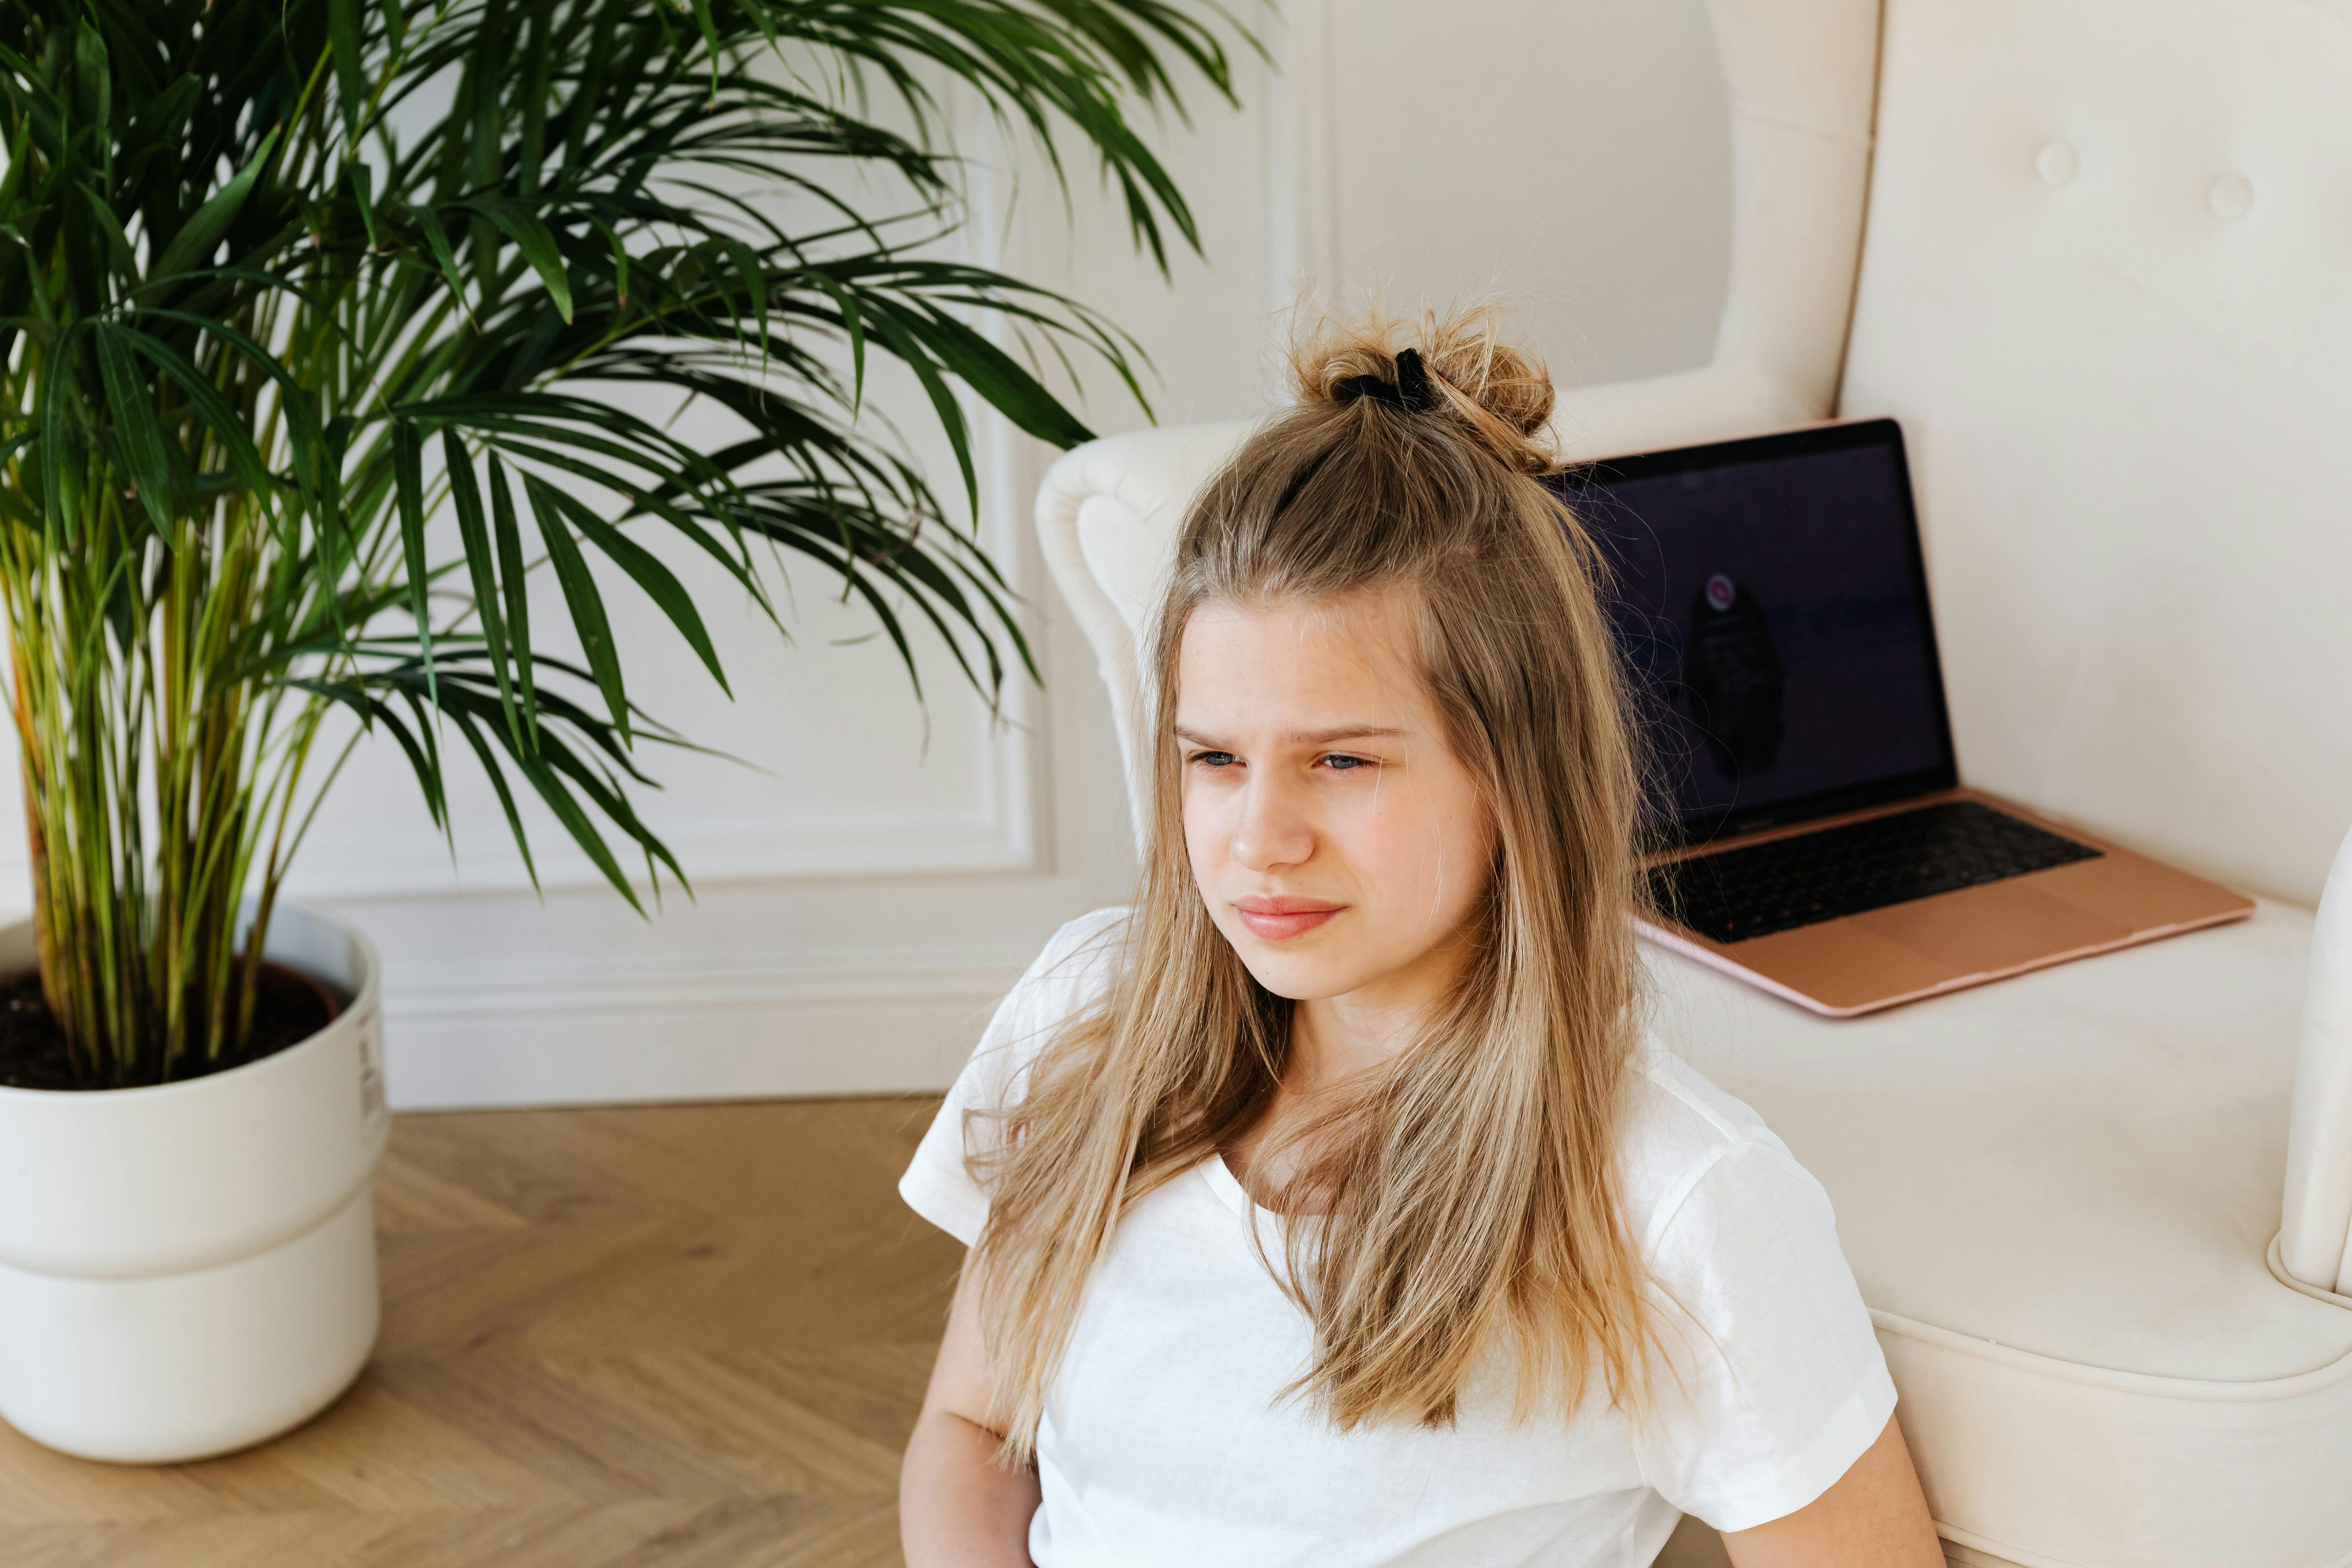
[0,1096,963,1567]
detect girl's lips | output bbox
[1235,904,1340,941]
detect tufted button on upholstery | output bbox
[2034,140,2079,186]
[2208,172,2255,217]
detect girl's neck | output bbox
[1224,930,1478,1207]
[1288,993,1420,1097]
[1286,924,1477,1094]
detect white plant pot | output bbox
[0,903,387,1463]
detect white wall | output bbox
[1302,0,1730,384]
[3,2,1735,1109]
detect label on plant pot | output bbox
[358,1014,387,1134]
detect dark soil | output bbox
[0,964,345,1091]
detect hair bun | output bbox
[1289,305,1558,474]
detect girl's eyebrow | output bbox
[1286,724,1408,746]
[1173,724,1408,747]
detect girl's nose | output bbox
[1229,770,1315,873]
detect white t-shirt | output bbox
[900,908,1897,1568]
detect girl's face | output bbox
[1176,589,1499,1010]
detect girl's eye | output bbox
[1188,750,1239,769]
[1321,754,1373,772]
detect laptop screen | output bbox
[1549,419,1957,843]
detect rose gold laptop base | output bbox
[1640,788,2255,1018]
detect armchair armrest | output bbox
[2283,823,2352,1293]
[1036,420,1253,832]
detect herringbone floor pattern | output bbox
[0,1096,962,1567]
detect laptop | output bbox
[1550,419,2253,1017]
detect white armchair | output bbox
[1034,2,2352,1564]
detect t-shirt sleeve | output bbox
[898,908,1128,1247]
[1631,1139,1899,1534]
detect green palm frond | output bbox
[0,0,1250,1083]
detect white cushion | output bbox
[1652,909,2352,1567]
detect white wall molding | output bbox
[378,939,1034,1108]
[381,959,1024,1108]
[321,89,1112,1111]
[1265,0,1342,312]
[388,940,1037,1022]
[288,792,1045,899]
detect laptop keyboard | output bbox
[1647,801,2102,945]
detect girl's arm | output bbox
[1720,1414,1944,1567]
[901,1252,1041,1568]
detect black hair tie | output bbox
[1336,347,1436,413]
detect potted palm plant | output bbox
[0,0,1239,1461]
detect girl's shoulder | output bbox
[955,904,1135,1098]
[1614,1050,1897,1528]
[1614,1047,1826,1260]
[1008,903,1133,1034]
[1035,903,1135,979]
[899,906,1134,1244]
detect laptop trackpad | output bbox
[1850,882,2133,976]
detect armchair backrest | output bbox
[1837,0,2352,909]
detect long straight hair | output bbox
[971,307,1658,1456]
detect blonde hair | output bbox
[971,305,1658,1455]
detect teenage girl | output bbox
[897,310,1946,1567]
